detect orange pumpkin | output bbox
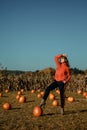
[19,96,26,103]
[21,89,24,93]
[56,89,60,94]
[77,89,83,94]
[83,92,87,97]
[67,96,74,102]
[31,89,35,94]
[33,106,43,117]
[17,91,22,95]
[40,91,44,96]
[0,93,3,97]
[52,100,59,107]
[49,93,55,100]
[5,89,9,93]
[85,95,87,99]
[37,93,42,98]
[3,102,11,110]
[16,94,20,100]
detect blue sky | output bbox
[0,0,87,71]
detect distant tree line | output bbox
[0,67,86,76]
[70,68,85,75]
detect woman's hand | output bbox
[63,80,66,84]
[62,54,67,57]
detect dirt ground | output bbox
[0,90,87,130]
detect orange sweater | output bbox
[54,54,71,83]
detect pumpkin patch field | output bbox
[0,90,87,130]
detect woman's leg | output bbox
[59,82,65,108]
[40,80,58,107]
[43,80,58,101]
[59,82,65,114]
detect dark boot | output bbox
[61,108,64,115]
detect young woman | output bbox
[40,54,71,115]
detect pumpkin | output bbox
[17,91,21,95]
[83,92,87,97]
[56,89,60,94]
[37,93,42,98]
[21,89,24,93]
[85,95,87,99]
[52,100,59,106]
[0,93,3,97]
[5,89,9,93]
[77,89,83,94]
[33,106,43,117]
[49,93,55,100]
[31,89,35,94]
[16,94,20,100]
[19,96,26,103]
[3,102,11,110]
[67,96,74,102]
[40,91,44,96]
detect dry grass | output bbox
[0,90,87,130]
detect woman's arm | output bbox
[54,54,63,67]
[63,68,71,83]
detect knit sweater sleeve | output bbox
[54,54,62,67]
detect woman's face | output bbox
[60,57,65,63]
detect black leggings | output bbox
[43,80,65,108]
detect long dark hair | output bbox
[58,56,70,68]
[64,57,70,67]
